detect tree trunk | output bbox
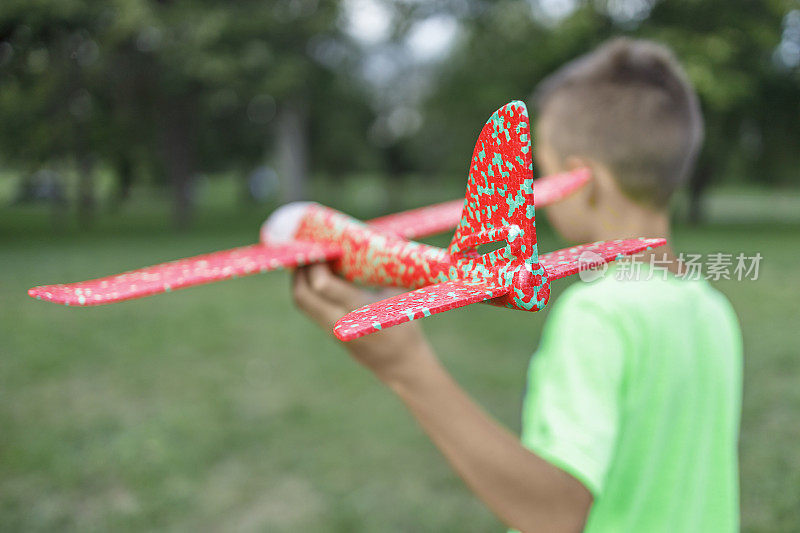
[76,155,95,229]
[112,154,135,208]
[688,158,712,226]
[276,101,309,202]
[161,99,196,230]
[384,143,408,213]
[46,168,68,232]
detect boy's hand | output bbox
[291,264,433,382]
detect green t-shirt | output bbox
[520,266,742,532]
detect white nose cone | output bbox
[260,201,315,244]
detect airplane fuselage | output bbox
[264,202,550,312]
[280,203,453,289]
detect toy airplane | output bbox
[28,101,665,341]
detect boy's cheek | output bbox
[545,201,592,243]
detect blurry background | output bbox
[1,0,799,531]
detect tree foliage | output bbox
[0,0,377,226]
[0,0,798,227]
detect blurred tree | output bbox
[0,0,378,228]
[639,0,799,223]
[102,0,369,226]
[0,1,110,227]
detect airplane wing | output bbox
[333,278,508,341]
[367,168,590,240]
[540,238,666,280]
[532,167,591,206]
[28,241,342,306]
[366,199,464,240]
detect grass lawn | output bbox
[1,187,799,532]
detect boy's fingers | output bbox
[292,266,345,328]
[307,263,366,309]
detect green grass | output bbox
[1,188,799,532]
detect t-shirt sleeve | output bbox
[520,287,628,497]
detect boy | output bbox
[291,38,742,532]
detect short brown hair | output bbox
[533,38,703,207]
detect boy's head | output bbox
[532,38,703,242]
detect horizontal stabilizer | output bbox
[367,168,590,240]
[28,241,342,306]
[541,238,666,280]
[334,278,509,341]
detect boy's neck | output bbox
[592,203,681,274]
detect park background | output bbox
[1,0,799,531]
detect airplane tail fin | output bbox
[447,101,549,311]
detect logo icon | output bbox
[578,251,608,283]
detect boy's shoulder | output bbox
[549,264,737,330]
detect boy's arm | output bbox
[291,264,592,533]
